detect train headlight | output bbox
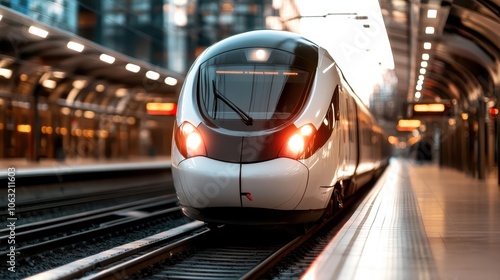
[175,121,207,158]
[279,124,316,159]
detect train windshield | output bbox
[198,48,315,131]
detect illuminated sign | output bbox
[146,102,177,116]
[397,119,421,131]
[413,103,445,112]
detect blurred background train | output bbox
[171,30,391,226]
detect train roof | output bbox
[201,30,319,63]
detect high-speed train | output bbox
[171,30,390,226]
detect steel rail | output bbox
[24,222,207,280]
[0,205,183,257]
[0,195,176,235]
[80,225,212,280]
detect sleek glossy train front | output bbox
[172,30,389,226]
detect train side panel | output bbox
[337,78,359,182]
[353,105,377,188]
[294,49,342,210]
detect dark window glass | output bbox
[315,103,334,148]
[198,48,313,131]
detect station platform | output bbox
[0,156,172,178]
[303,158,500,280]
[0,156,173,205]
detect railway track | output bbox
[17,217,351,280]
[14,209,347,280]
[5,182,170,216]
[76,222,330,279]
[0,195,171,237]
[25,221,209,280]
[0,196,183,257]
[13,177,374,279]
[82,180,372,279]
[2,199,194,279]
[1,172,175,226]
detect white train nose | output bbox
[173,157,241,208]
[173,157,308,210]
[240,158,308,209]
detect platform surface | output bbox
[303,158,500,280]
[0,156,171,178]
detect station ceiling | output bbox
[0,6,184,103]
[1,2,499,121]
[379,0,500,112]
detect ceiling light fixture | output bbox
[28,26,49,38]
[67,41,84,52]
[0,68,13,79]
[427,9,437,19]
[146,70,160,80]
[125,63,140,73]
[99,54,115,64]
[165,77,178,86]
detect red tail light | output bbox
[279,124,315,159]
[175,122,207,158]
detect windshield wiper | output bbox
[212,80,253,126]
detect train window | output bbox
[197,48,315,131]
[349,96,356,143]
[333,85,340,121]
[315,103,334,149]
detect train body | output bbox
[171,30,390,225]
